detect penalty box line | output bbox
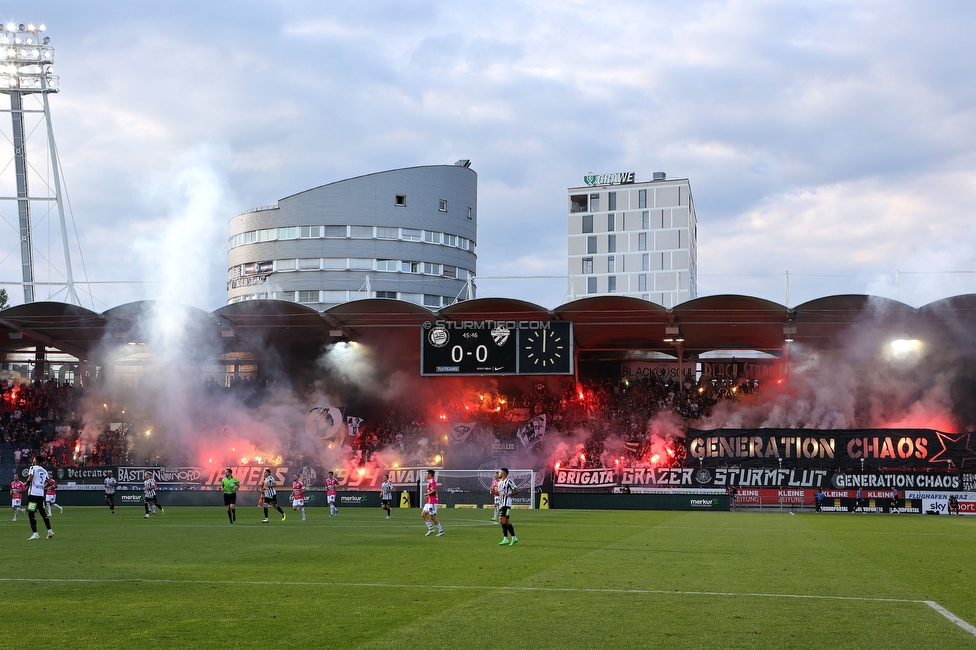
[1,577,973,637]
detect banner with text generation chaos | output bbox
[555,466,973,491]
[686,429,976,469]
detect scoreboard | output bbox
[421,320,573,376]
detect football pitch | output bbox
[0,506,974,649]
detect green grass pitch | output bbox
[0,505,974,649]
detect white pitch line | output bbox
[0,576,973,636]
[925,601,976,637]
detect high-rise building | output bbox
[228,162,477,310]
[567,172,697,307]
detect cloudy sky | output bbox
[1,0,974,312]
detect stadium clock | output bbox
[519,323,571,374]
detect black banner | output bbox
[686,429,976,469]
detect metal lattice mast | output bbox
[0,22,79,305]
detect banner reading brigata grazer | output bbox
[686,429,976,469]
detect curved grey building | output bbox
[228,163,477,309]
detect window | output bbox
[401,293,422,305]
[402,261,421,273]
[443,265,458,279]
[608,276,616,292]
[607,213,614,232]
[276,259,297,271]
[375,291,397,299]
[376,226,398,239]
[424,231,441,244]
[424,294,441,307]
[423,262,441,275]
[258,228,276,242]
[395,194,406,207]
[587,236,597,254]
[587,277,597,294]
[570,194,588,213]
[641,293,649,301]
[349,258,372,270]
[322,258,345,269]
[642,211,649,230]
[639,189,647,209]
[467,207,472,220]
[590,193,600,212]
[439,199,448,212]
[298,258,321,270]
[402,228,421,242]
[321,290,346,303]
[608,234,616,253]
[443,234,457,247]
[376,259,397,272]
[323,225,346,238]
[300,226,321,238]
[350,226,373,239]
[638,274,647,291]
[642,253,649,271]
[278,227,298,240]
[607,256,615,273]
[582,257,593,274]
[638,232,647,251]
[608,192,616,211]
[243,231,257,244]
[297,290,319,303]
[582,215,593,233]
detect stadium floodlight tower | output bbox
[0,22,79,305]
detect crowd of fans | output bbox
[2,373,764,471]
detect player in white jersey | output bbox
[261,469,286,523]
[496,467,519,545]
[143,477,164,518]
[104,476,117,514]
[25,457,54,540]
[380,474,394,519]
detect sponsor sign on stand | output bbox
[906,491,976,516]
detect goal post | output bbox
[419,469,536,509]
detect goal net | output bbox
[420,469,536,509]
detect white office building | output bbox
[567,172,697,308]
[228,162,477,309]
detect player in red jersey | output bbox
[10,478,26,521]
[291,474,307,521]
[489,471,500,521]
[421,469,444,537]
[325,471,339,517]
[44,477,63,516]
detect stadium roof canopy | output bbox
[2,294,976,364]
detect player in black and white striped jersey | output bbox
[496,468,519,546]
[261,468,286,523]
[143,476,164,518]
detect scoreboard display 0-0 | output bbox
[421,320,573,376]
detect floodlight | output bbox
[5,23,14,31]
[38,25,45,31]
[27,24,34,31]
[42,37,49,44]
[18,24,25,32]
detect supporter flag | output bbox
[624,440,640,454]
[305,407,347,447]
[516,415,547,449]
[450,423,476,444]
[347,416,364,438]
